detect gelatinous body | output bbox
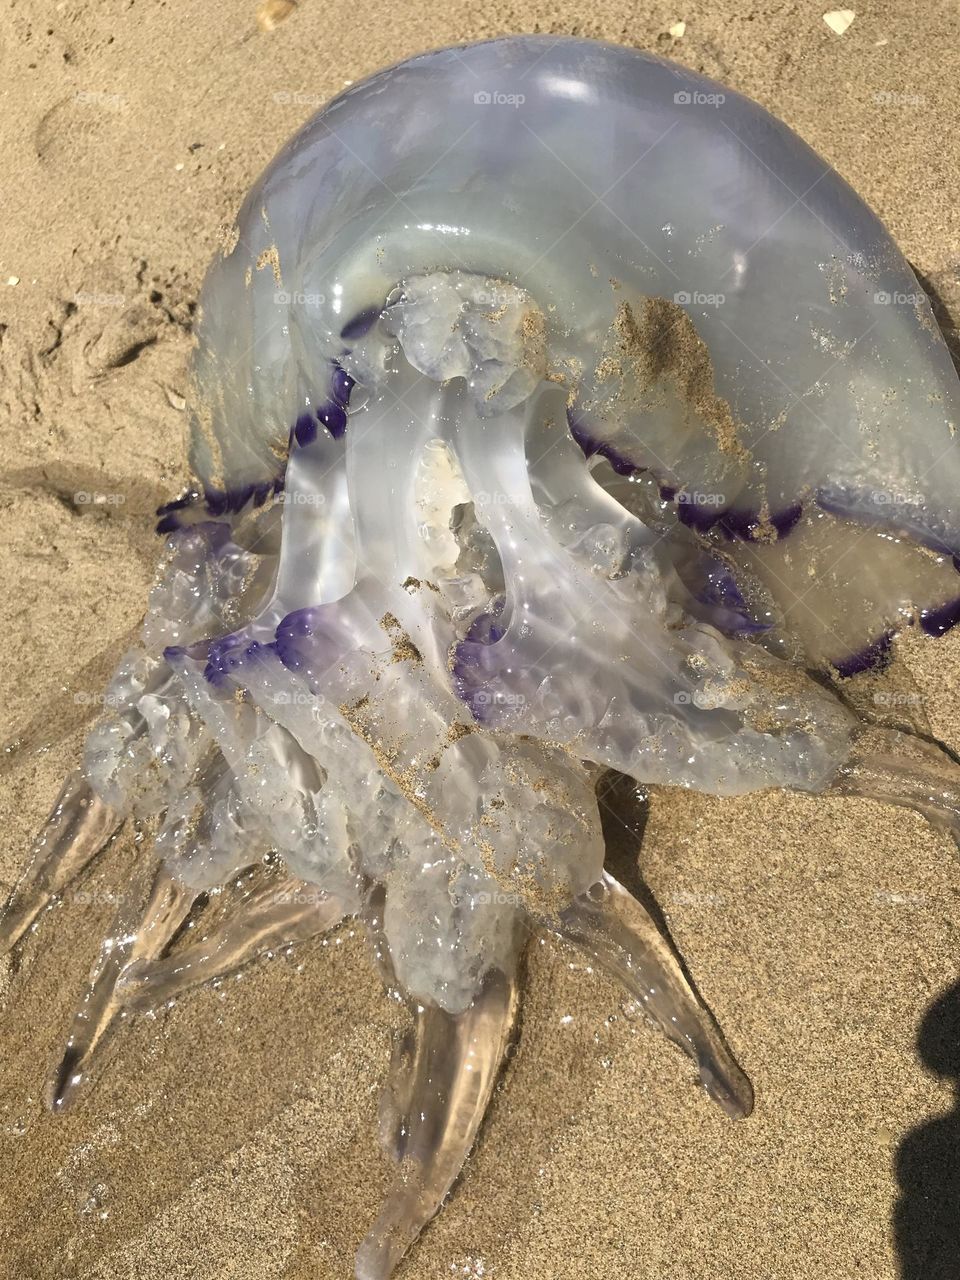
[5,36,960,1279]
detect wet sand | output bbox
[1,1,960,1277]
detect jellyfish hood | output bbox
[184,36,960,682]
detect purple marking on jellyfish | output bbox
[204,485,252,517]
[831,631,894,678]
[164,638,227,674]
[156,490,208,534]
[717,503,804,542]
[451,599,507,723]
[156,492,199,517]
[167,627,286,690]
[567,411,642,478]
[686,557,772,636]
[665,495,806,541]
[463,604,507,647]
[203,488,231,518]
[676,494,804,540]
[291,363,355,449]
[698,561,744,609]
[242,638,281,664]
[203,631,253,685]
[317,401,347,439]
[274,606,324,674]
[340,304,383,341]
[155,475,287,533]
[318,361,355,438]
[331,366,355,406]
[920,596,960,638]
[676,497,723,533]
[715,507,755,539]
[566,411,807,544]
[770,504,805,540]
[295,412,318,448]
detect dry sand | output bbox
[1,2,960,1277]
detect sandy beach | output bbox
[2,1,960,1277]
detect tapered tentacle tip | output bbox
[0,771,123,958]
[558,872,754,1119]
[354,1239,388,1280]
[829,738,960,844]
[45,1041,88,1114]
[44,1004,139,1114]
[40,864,195,1116]
[354,966,520,1279]
[697,1050,754,1119]
[355,1195,423,1280]
[0,908,28,961]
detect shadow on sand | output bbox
[894,981,960,1279]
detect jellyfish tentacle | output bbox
[354,964,520,1280]
[0,771,123,956]
[555,870,753,1119]
[829,729,960,843]
[116,874,349,1009]
[47,861,194,1113]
